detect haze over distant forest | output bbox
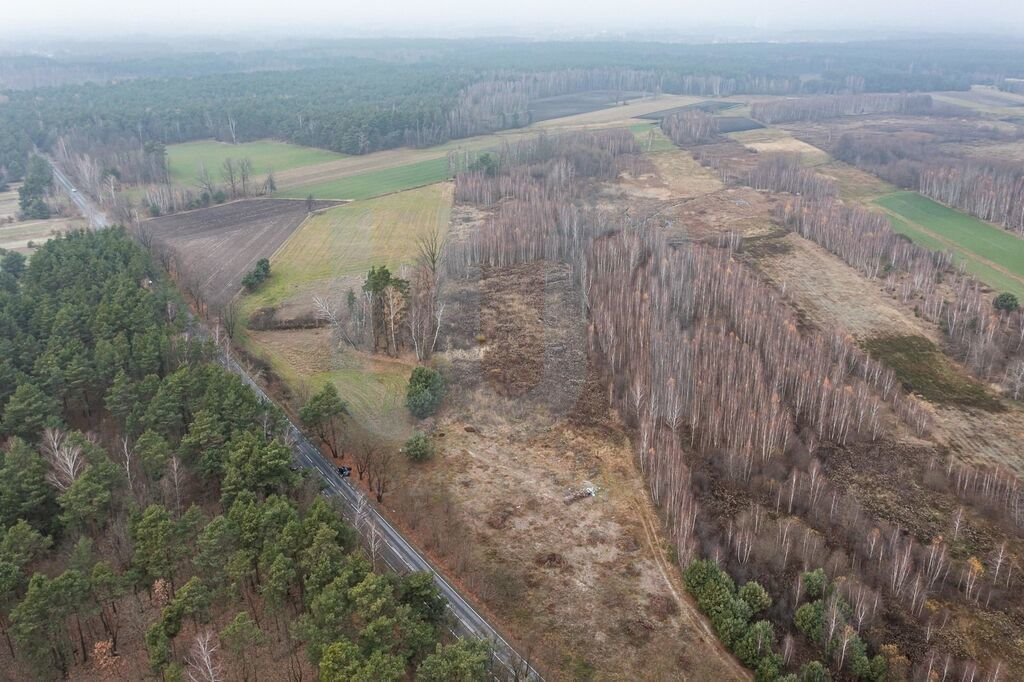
[2,0,1023,36]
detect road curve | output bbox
[53,164,541,680]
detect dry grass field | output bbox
[531,94,704,130]
[245,183,452,312]
[728,127,832,165]
[386,261,752,680]
[0,185,19,220]
[244,327,416,442]
[236,184,453,441]
[931,86,1024,116]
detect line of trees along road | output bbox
[0,230,492,680]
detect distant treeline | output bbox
[998,78,1024,95]
[3,39,1024,183]
[750,93,934,124]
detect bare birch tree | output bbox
[187,631,225,682]
[40,427,85,491]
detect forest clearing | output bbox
[216,91,1024,678]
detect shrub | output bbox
[795,601,824,644]
[798,661,831,682]
[739,581,772,615]
[994,292,1020,312]
[735,620,775,667]
[684,560,784,679]
[242,258,272,291]
[406,367,445,419]
[683,559,722,594]
[403,433,434,462]
[754,652,784,682]
[802,568,827,600]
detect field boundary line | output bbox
[872,201,1024,292]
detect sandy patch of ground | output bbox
[729,128,832,165]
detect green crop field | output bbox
[167,139,343,184]
[875,191,1024,298]
[629,122,677,153]
[246,183,453,309]
[274,156,451,201]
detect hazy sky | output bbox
[3,0,1023,38]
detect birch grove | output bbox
[446,130,930,569]
[442,128,1022,678]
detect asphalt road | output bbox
[49,159,541,680]
[218,348,540,680]
[48,161,110,229]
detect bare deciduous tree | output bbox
[41,428,85,491]
[238,158,253,196]
[370,449,393,503]
[196,164,216,198]
[221,159,238,198]
[120,437,137,500]
[352,437,377,483]
[187,630,225,682]
[165,456,185,518]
